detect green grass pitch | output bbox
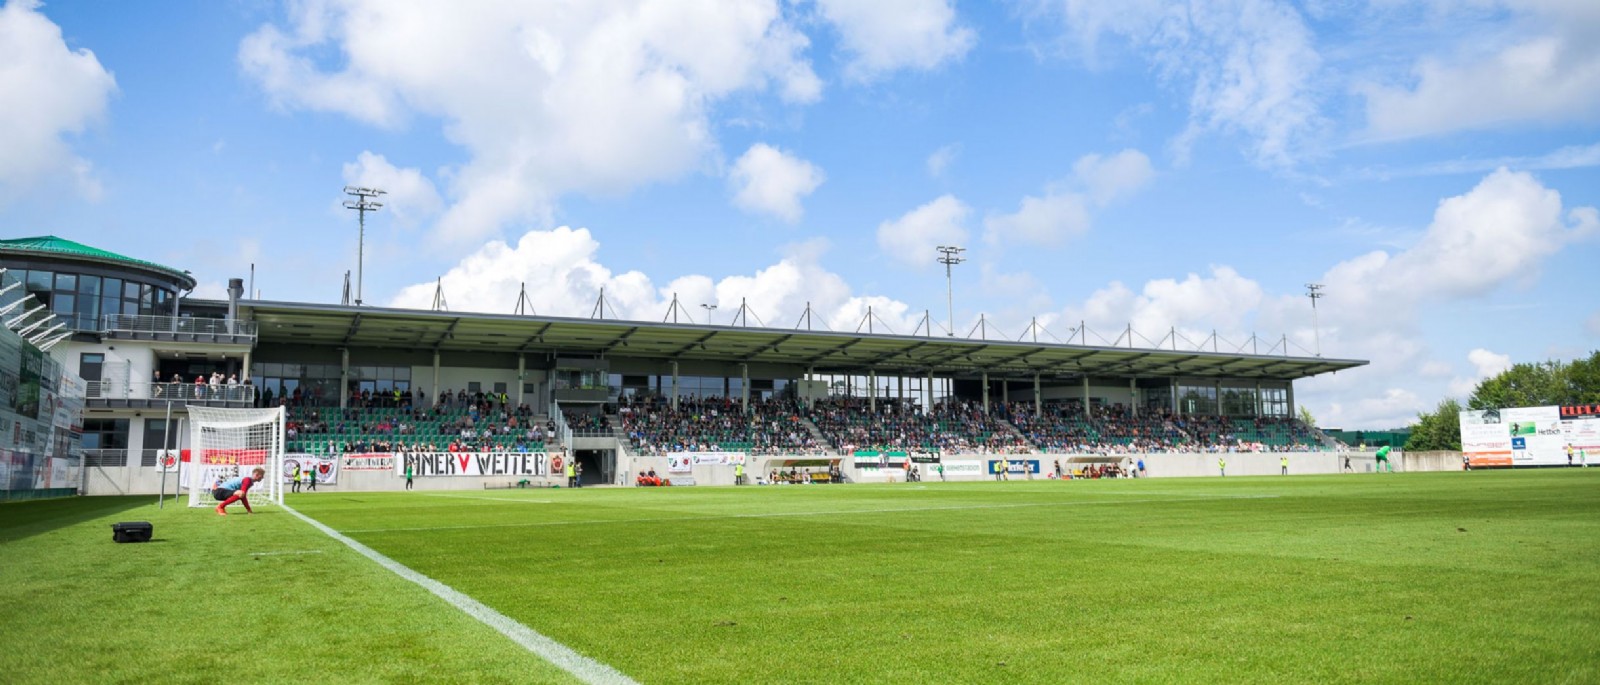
[2,470,1597,684]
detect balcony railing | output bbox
[82,448,130,468]
[84,380,256,407]
[100,314,257,341]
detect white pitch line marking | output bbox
[343,494,1280,535]
[282,504,638,685]
[425,494,555,504]
[249,550,324,557]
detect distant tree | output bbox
[1469,360,1572,410]
[1297,405,1316,427]
[1405,398,1462,452]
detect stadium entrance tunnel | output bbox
[574,449,614,486]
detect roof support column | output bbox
[869,369,877,413]
[1033,373,1041,418]
[1286,382,1295,420]
[741,363,750,415]
[241,350,251,383]
[671,361,680,411]
[431,351,440,408]
[981,371,989,415]
[339,348,349,409]
[898,375,905,403]
[1171,378,1179,415]
[1255,381,1262,417]
[1130,377,1138,418]
[516,354,526,407]
[926,370,934,414]
[1082,376,1092,420]
[1214,380,1222,417]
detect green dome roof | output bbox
[0,235,196,289]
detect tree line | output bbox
[1405,351,1600,451]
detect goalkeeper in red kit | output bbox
[215,467,266,515]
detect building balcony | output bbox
[99,314,257,345]
[85,381,256,409]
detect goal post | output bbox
[185,406,286,508]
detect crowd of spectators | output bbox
[618,395,824,455]
[805,398,1031,454]
[1006,401,1320,454]
[286,398,554,454]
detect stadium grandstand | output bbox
[1,235,1370,493]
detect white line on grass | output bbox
[343,494,1279,534]
[281,504,639,685]
[425,494,555,504]
[249,550,324,557]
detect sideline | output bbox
[281,504,639,685]
[344,494,1281,535]
[424,493,555,504]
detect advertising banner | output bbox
[986,459,1041,475]
[688,452,747,466]
[400,451,552,477]
[1459,409,1513,467]
[1503,406,1564,466]
[939,459,984,476]
[668,455,693,473]
[155,450,179,472]
[284,454,339,484]
[341,453,396,471]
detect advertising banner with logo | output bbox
[687,452,747,466]
[1560,417,1600,454]
[853,454,908,469]
[1459,409,1512,467]
[986,459,1041,475]
[400,451,552,477]
[668,455,693,473]
[283,454,339,484]
[939,459,984,476]
[341,453,396,471]
[1503,406,1564,466]
[155,450,179,472]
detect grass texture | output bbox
[3,470,1597,684]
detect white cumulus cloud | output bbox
[240,1,823,245]
[1357,1,1600,141]
[1032,0,1323,167]
[876,195,971,268]
[816,0,975,82]
[728,143,825,222]
[0,0,117,200]
[388,229,924,334]
[340,152,442,227]
[985,148,1152,246]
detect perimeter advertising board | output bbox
[399,451,552,477]
[1460,409,1512,467]
[1502,406,1564,466]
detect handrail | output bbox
[101,313,258,337]
[87,380,257,404]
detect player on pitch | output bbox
[215,467,265,515]
[1374,445,1393,473]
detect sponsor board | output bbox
[1503,406,1564,466]
[939,459,984,476]
[1460,410,1513,467]
[400,451,552,477]
[284,455,339,484]
[986,459,1041,475]
[341,453,396,471]
[689,452,747,466]
[668,455,693,473]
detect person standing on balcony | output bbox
[153,370,164,398]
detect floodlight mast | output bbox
[1305,283,1324,357]
[936,245,965,337]
[343,186,386,306]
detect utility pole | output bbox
[343,186,386,306]
[1305,283,1324,357]
[936,245,965,337]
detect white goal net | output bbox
[185,406,285,508]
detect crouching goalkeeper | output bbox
[214,467,266,516]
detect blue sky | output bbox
[3,0,1598,427]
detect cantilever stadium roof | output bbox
[243,300,1366,381]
